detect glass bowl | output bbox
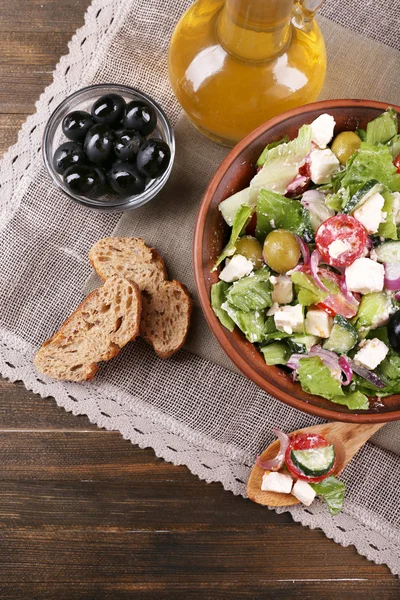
[42,84,175,212]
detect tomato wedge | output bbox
[285,433,336,483]
[315,214,367,268]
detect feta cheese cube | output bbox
[271,274,293,304]
[309,148,340,184]
[354,338,389,370]
[219,254,253,283]
[274,303,304,335]
[345,258,384,294]
[310,114,336,149]
[353,192,385,234]
[392,192,400,225]
[267,302,279,316]
[292,479,316,506]
[328,239,351,259]
[261,471,293,494]
[305,308,333,338]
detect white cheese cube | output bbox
[392,192,400,225]
[354,338,389,370]
[274,304,304,335]
[219,254,253,283]
[328,239,351,259]
[310,114,336,149]
[292,479,316,506]
[353,192,385,234]
[305,308,333,339]
[345,258,384,294]
[309,149,340,184]
[261,471,293,494]
[271,274,293,304]
[267,302,279,316]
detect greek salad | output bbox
[258,429,345,515]
[211,108,400,410]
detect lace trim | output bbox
[1,330,399,576]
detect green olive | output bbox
[331,131,361,165]
[235,236,264,269]
[263,229,300,274]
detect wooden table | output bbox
[0,1,399,597]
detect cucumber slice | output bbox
[288,334,320,354]
[260,342,290,366]
[323,315,358,354]
[291,445,335,477]
[343,180,383,215]
[374,241,400,263]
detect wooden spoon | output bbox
[247,422,385,507]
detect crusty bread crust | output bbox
[89,238,193,358]
[34,276,141,381]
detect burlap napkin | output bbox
[0,0,399,574]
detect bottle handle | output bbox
[292,0,325,30]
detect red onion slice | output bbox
[338,355,353,386]
[339,277,360,310]
[295,235,310,265]
[395,291,400,302]
[286,175,310,197]
[384,262,400,291]
[365,237,373,251]
[310,249,329,292]
[348,359,386,389]
[256,428,290,471]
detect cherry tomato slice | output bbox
[394,153,400,174]
[316,302,337,317]
[285,433,336,483]
[315,215,367,268]
[246,212,257,236]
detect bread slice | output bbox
[34,276,141,381]
[89,237,193,358]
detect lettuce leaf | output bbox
[226,266,272,312]
[378,190,398,240]
[310,476,346,515]
[388,134,400,159]
[297,357,369,409]
[251,125,312,195]
[215,204,254,268]
[256,135,289,168]
[366,108,398,145]
[211,282,235,331]
[340,143,400,195]
[221,301,266,343]
[256,189,304,241]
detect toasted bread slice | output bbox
[34,276,141,381]
[89,238,193,358]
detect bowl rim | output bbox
[194,98,400,424]
[42,83,175,212]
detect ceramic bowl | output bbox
[194,99,400,423]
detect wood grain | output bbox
[0,0,399,598]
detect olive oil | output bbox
[169,0,326,146]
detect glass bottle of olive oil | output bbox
[169,0,326,146]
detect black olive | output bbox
[53,141,86,174]
[62,110,94,141]
[91,94,126,125]
[63,164,100,196]
[91,166,110,196]
[388,310,400,352]
[114,129,144,161]
[137,139,171,178]
[123,100,157,135]
[107,161,146,196]
[84,124,115,164]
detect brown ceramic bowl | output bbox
[194,99,400,424]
